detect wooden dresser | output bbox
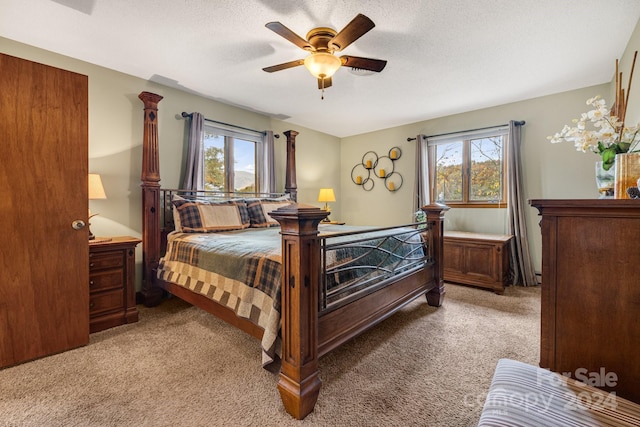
[89,236,141,333]
[443,231,513,294]
[530,199,640,403]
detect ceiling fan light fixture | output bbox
[304,52,342,79]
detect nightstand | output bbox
[89,236,141,333]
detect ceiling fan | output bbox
[262,14,387,98]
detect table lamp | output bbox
[318,188,336,222]
[88,173,107,241]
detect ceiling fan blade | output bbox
[317,77,332,89]
[340,55,387,72]
[265,22,312,51]
[262,59,305,73]
[329,14,375,51]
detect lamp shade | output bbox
[318,188,336,203]
[88,174,107,200]
[304,52,342,79]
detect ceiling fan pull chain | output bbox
[321,77,325,99]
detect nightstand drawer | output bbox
[89,289,124,316]
[89,251,124,270]
[88,236,141,333]
[89,269,123,292]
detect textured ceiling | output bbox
[2,0,640,137]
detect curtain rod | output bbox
[406,121,525,142]
[181,112,279,138]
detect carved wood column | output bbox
[270,204,328,420]
[422,203,449,307]
[139,91,164,307]
[283,130,298,202]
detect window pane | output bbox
[469,136,503,201]
[435,142,463,202]
[203,131,225,191]
[233,138,256,192]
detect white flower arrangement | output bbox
[548,51,640,171]
[548,95,640,171]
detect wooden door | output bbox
[0,53,89,368]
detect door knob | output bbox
[72,220,86,230]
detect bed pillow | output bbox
[245,198,294,228]
[172,198,250,232]
[171,195,185,232]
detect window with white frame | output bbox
[430,126,509,207]
[203,123,263,192]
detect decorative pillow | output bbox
[172,198,250,232]
[245,198,294,227]
[171,195,185,232]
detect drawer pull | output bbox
[89,262,95,268]
[89,280,94,287]
[89,302,95,308]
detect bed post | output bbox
[139,91,164,307]
[270,204,328,420]
[422,203,449,307]
[283,130,298,202]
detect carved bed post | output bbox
[422,203,449,307]
[139,91,164,307]
[283,130,298,202]
[270,204,328,420]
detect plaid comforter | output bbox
[157,225,426,366]
[158,228,284,365]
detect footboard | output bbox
[270,203,447,419]
[318,222,440,356]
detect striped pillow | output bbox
[172,199,250,232]
[245,198,293,227]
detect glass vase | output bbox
[614,152,640,199]
[595,160,615,198]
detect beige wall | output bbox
[0,37,341,289]
[619,13,640,127]
[3,13,639,281]
[341,85,609,274]
[340,16,640,275]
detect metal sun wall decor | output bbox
[351,147,403,192]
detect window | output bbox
[203,123,263,192]
[431,127,508,207]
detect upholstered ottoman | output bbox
[478,359,640,426]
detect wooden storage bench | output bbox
[443,231,512,294]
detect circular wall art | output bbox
[352,147,403,192]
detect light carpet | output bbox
[0,283,540,427]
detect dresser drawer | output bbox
[89,251,123,271]
[89,289,124,317]
[89,269,124,292]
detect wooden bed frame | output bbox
[137,91,448,419]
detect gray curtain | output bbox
[506,120,537,286]
[258,130,276,193]
[414,134,435,214]
[413,135,431,212]
[182,112,205,191]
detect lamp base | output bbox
[322,202,331,222]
